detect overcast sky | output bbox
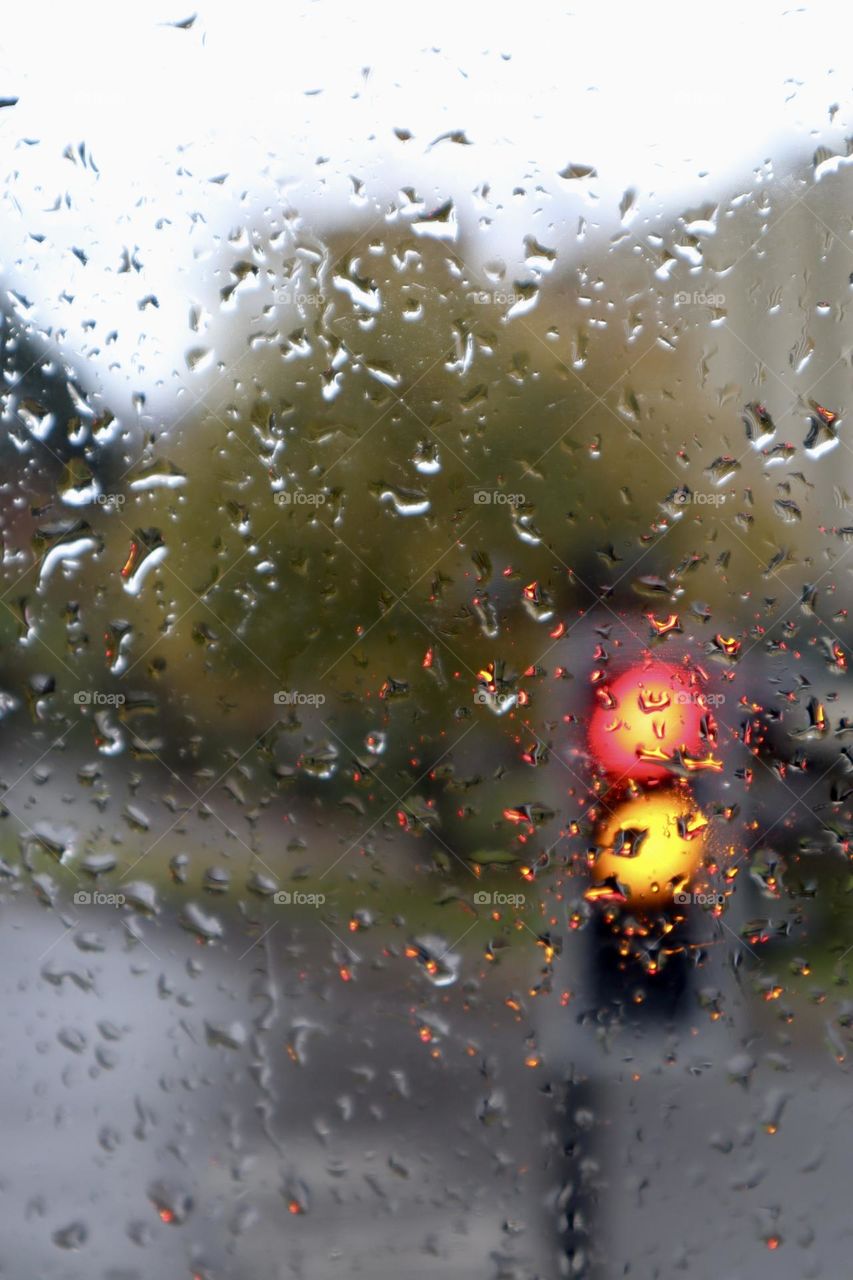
[0,0,849,419]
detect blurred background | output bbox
[0,3,852,1276]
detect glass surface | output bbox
[0,5,851,1276]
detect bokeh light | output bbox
[590,788,708,909]
[588,660,705,782]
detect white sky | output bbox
[0,0,849,419]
